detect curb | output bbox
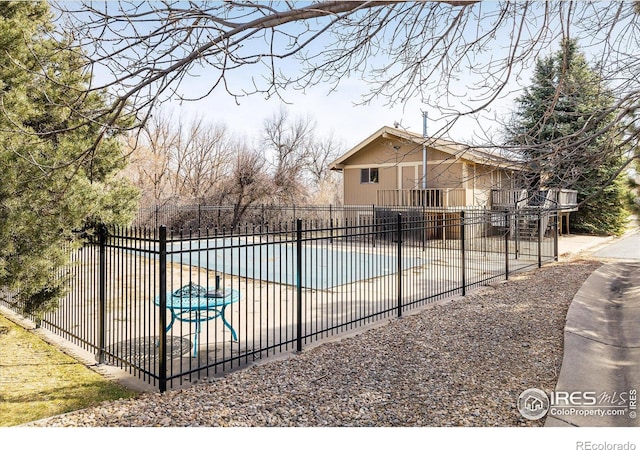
[545,261,640,427]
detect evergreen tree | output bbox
[0,2,139,315]
[506,39,629,235]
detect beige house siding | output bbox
[332,126,519,208]
[427,147,457,162]
[402,166,418,189]
[343,161,511,206]
[341,136,456,167]
[344,166,397,205]
[475,165,501,193]
[426,162,463,188]
[470,164,516,206]
[344,161,516,205]
[341,137,404,166]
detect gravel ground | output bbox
[27,258,601,427]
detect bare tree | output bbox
[172,117,232,202]
[307,132,343,187]
[263,107,315,204]
[306,132,344,205]
[262,107,346,204]
[125,105,344,215]
[48,1,640,194]
[124,110,233,205]
[123,111,179,205]
[216,143,273,230]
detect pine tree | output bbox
[0,2,139,315]
[507,39,629,235]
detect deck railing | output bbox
[377,188,468,207]
[555,189,578,210]
[491,188,578,211]
[491,189,528,208]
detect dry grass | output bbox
[0,314,138,427]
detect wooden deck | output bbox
[491,188,578,211]
[376,187,579,212]
[376,188,469,208]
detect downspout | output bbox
[422,111,428,190]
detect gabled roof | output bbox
[329,125,517,170]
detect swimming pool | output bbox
[167,238,425,290]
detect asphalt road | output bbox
[592,231,640,260]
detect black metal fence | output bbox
[1,207,559,392]
[134,203,344,230]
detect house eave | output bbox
[330,125,521,170]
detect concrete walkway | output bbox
[592,231,640,261]
[545,230,640,427]
[557,233,616,259]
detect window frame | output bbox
[360,167,379,184]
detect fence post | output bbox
[505,211,510,281]
[397,213,403,318]
[329,204,334,243]
[538,210,543,268]
[460,210,466,296]
[515,210,520,260]
[296,219,303,353]
[97,224,107,365]
[554,211,559,262]
[158,226,168,393]
[422,203,426,252]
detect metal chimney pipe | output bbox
[422,111,428,190]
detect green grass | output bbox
[0,314,138,427]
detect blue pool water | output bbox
[166,239,424,290]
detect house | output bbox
[329,125,579,237]
[329,125,518,208]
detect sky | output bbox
[75,1,629,152]
[173,75,443,148]
[171,69,524,150]
[142,1,546,151]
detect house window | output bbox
[360,168,379,184]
